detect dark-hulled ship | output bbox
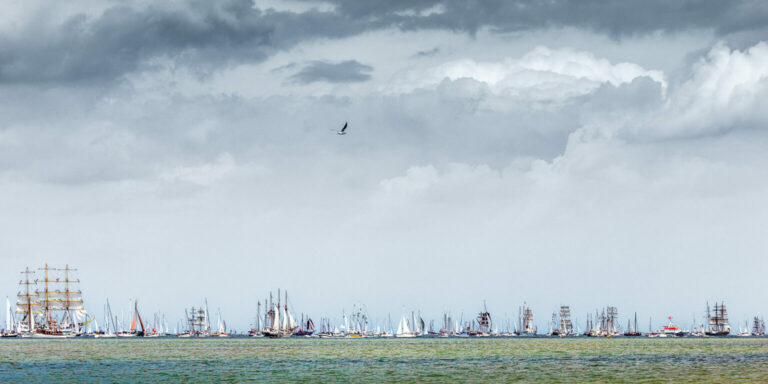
[705,302,731,336]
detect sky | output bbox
[2,0,768,332]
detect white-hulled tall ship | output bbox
[548,305,575,337]
[516,302,536,336]
[16,264,92,338]
[585,306,620,337]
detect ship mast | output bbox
[38,263,53,325]
[61,264,80,327]
[19,267,36,330]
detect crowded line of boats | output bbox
[1,264,762,339]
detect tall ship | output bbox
[343,305,371,337]
[705,302,731,336]
[586,306,620,337]
[261,290,298,338]
[16,265,92,338]
[181,301,211,337]
[294,313,315,337]
[752,316,765,336]
[516,303,536,335]
[468,302,492,336]
[548,305,574,337]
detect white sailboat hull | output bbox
[94,334,117,338]
[23,333,77,339]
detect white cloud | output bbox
[385,46,666,105]
[637,42,768,139]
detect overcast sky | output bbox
[2,0,768,331]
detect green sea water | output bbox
[1,338,767,383]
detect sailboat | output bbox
[212,308,228,337]
[294,314,315,337]
[377,314,394,337]
[624,312,642,337]
[95,300,117,338]
[117,299,145,337]
[395,313,415,338]
[261,290,298,338]
[249,301,264,337]
[737,320,751,337]
[2,297,18,337]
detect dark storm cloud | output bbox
[0,0,374,84]
[289,60,373,84]
[1,0,767,84]
[326,0,768,37]
[413,47,440,58]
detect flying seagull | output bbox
[337,122,348,135]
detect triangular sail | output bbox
[130,305,137,332]
[396,314,411,335]
[288,311,298,329]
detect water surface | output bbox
[1,338,767,382]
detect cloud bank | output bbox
[1,0,767,329]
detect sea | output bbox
[1,338,767,383]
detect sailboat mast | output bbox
[205,299,210,333]
[285,290,289,330]
[64,265,70,324]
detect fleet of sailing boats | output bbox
[3,265,765,339]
